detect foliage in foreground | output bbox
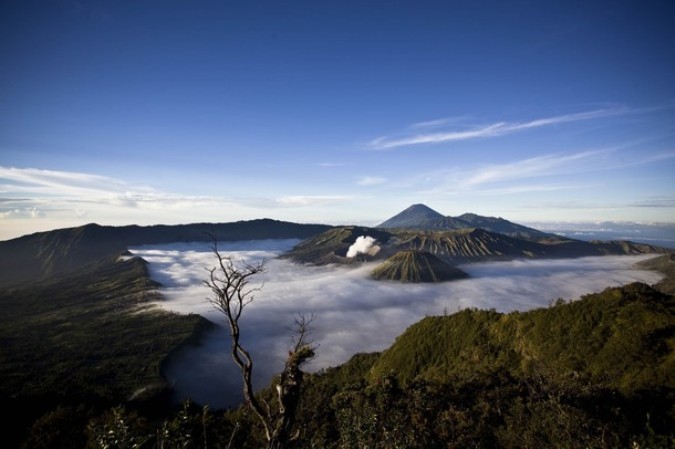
[49,282,674,449]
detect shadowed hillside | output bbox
[0,219,331,287]
[0,254,210,448]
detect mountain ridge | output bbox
[377,204,558,241]
[0,219,332,287]
[284,225,670,269]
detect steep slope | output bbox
[371,250,468,282]
[455,212,557,240]
[370,282,675,392]
[376,204,447,228]
[637,253,675,294]
[377,204,560,240]
[280,226,392,264]
[393,228,551,261]
[0,219,332,287]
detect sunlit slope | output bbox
[369,282,675,392]
[285,226,670,266]
[393,228,549,260]
[371,250,468,282]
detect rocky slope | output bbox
[371,250,469,282]
[284,226,670,267]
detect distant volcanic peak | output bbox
[371,250,468,283]
[377,204,445,228]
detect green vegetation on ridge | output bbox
[370,282,675,392]
[283,281,675,448]
[0,255,207,448]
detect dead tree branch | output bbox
[204,237,316,449]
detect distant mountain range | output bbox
[377,204,558,241]
[0,205,671,287]
[285,205,671,280]
[0,219,331,287]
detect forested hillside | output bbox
[286,282,674,448]
[40,281,673,448]
[0,255,209,448]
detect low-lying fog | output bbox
[130,240,664,409]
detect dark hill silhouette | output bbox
[0,219,332,287]
[377,204,558,241]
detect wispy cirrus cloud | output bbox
[0,166,246,223]
[411,149,611,197]
[460,150,610,188]
[0,166,130,197]
[0,167,221,211]
[410,115,472,129]
[369,107,627,150]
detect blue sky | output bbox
[1,0,674,240]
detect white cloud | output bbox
[0,207,43,219]
[369,107,627,150]
[130,241,663,408]
[356,176,387,186]
[410,115,473,129]
[370,123,506,150]
[0,166,129,197]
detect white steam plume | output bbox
[346,235,378,258]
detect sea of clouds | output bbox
[130,240,664,408]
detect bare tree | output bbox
[204,238,315,449]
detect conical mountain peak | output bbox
[371,250,468,283]
[377,204,444,228]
